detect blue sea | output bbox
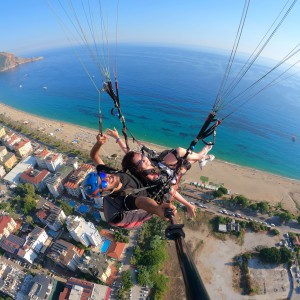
[0,45,300,180]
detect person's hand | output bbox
[106,127,119,139]
[186,203,196,218]
[96,133,108,145]
[157,202,177,221]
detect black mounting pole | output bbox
[165,209,210,300]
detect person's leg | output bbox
[163,145,212,167]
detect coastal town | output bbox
[0,113,300,300]
[1,1,300,299]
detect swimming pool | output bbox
[69,200,76,208]
[92,211,101,222]
[77,204,89,214]
[100,239,111,253]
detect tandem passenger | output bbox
[82,133,177,229]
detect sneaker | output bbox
[206,154,215,162]
[199,154,215,170]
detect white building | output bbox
[0,145,8,160]
[45,173,64,198]
[45,153,63,172]
[13,139,33,157]
[47,239,82,271]
[0,164,6,178]
[34,148,51,169]
[45,165,73,198]
[2,131,21,151]
[66,216,102,247]
[36,202,66,231]
[17,227,49,264]
[3,155,36,186]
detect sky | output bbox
[1,0,300,62]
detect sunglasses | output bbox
[135,154,147,169]
[98,172,108,192]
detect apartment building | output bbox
[47,239,84,271]
[45,165,73,198]
[59,277,111,300]
[0,165,6,178]
[66,216,102,247]
[0,146,7,159]
[20,168,50,192]
[64,164,94,198]
[1,152,17,169]
[34,148,51,169]
[45,153,63,172]
[36,202,66,231]
[13,139,33,157]
[0,216,17,239]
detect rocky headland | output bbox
[0,52,43,72]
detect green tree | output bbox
[259,247,281,264]
[114,231,129,243]
[276,212,293,224]
[150,235,162,249]
[152,273,169,299]
[257,201,269,214]
[25,216,33,224]
[137,266,153,287]
[59,202,73,216]
[141,249,164,266]
[23,195,37,214]
[199,176,209,186]
[213,190,223,198]
[218,186,228,195]
[122,270,133,290]
[16,183,35,197]
[0,202,8,210]
[280,247,292,263]
[235,195,249,208]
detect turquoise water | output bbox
[68,200,76,208]
[100,239,112,253]
[0,45,300,180]
[77,204,89,214]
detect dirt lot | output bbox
[181,218,287,300]
[248,257,289,299]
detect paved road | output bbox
[182,193,300,235]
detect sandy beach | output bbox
[1,102,300,215]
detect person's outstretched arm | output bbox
[106,128,128,153]
[171,189,196,218]
[90,134,108,165]
[135,196,177,221]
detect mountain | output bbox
[0,52,43,72]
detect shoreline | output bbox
[1,102,300,215]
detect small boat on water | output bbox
[43,86,48,90]
[19,84,22,88]
[292,135,296,142]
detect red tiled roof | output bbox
[46,153,60,162]
[0,215,13,235]
[20,168,50,184]
[36,210,48,220]
[35,148,50,158]
[64,164,93,189]
[100,229,114,240]
[107,241,125,261]
[105,264,117,286]
[7,135,19,146]
[293,236,300,246]
[14,139,31,150]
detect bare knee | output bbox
[175,147,185,157]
